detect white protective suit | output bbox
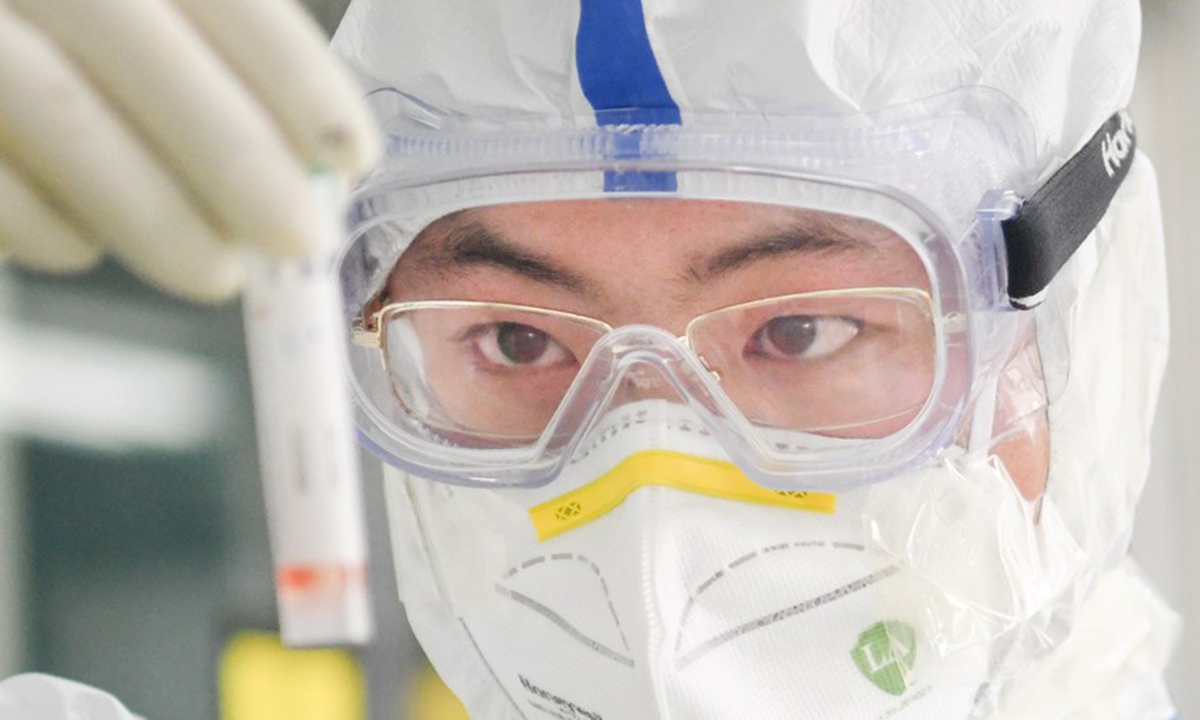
[0,674,142,720]
[331,1,1179,720]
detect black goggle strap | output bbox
[1001,109,1136,309]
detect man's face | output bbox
[385,198,1048,497]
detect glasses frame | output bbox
[352,287,935,350]
[350,286,939,447]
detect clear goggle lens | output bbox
[365,288,935,447]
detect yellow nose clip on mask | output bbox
[528,450,838,541]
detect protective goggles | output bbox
[339,88,1136,491]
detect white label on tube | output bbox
[243,175,372,647]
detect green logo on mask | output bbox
[851,620,916,696]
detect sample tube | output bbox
[242,174,372,647]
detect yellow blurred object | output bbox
[220,630,365,720]
[408,661,471,720]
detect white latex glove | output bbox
[0,674,143,719]
[0,0,379,302]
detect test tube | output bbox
[242,174,372,647]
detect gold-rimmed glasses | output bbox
[351,288,937,446]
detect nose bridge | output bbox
[548,324,724,456]
[594,325,695,399]
[615,360,684,405]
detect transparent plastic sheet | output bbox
[862,315,1053,676]
[860,157,1173,716]
[987,561,1179,720]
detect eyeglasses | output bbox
[351,287,937,448]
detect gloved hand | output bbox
[0,0,380,302]
[0,674,143,720]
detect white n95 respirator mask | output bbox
[384,402,998,720]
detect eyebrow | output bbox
[413,220,594,294]
[693,221,873,282]
[404,212,876,294]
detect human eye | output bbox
[466,321,575,369]
[745,314,862,360]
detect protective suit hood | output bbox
[331,1,1175,718]
[333,0,1139,175]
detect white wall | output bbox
[1131,0,1200,714]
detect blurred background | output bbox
[0,2,1196,719]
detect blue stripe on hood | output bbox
[576,0,680,192]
